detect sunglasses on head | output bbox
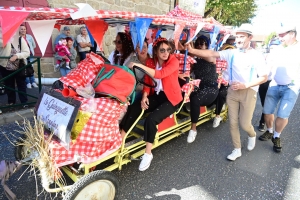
[159,47,172,53]
[114,40,122,45]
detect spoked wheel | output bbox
[63,170,119,200]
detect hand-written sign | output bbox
[37,93,75,146]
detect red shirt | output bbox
[143,54,183,106]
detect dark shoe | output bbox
[272,137,282,153]
[259,131,273,141]
[258,122,266,132]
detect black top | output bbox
[192,58,218,89]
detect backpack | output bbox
[92,63,136,104]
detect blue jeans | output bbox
[60,67,71,77]
[25,75,35,84]
[263,84,300,118]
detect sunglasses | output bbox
[198,42,207,46]
[159,47,172,53]
[113,40,122,45]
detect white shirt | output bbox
[108,51,134,66]
[267,43,300,87]
[218,49,268,92]
[154,62,163,94]
[76,34,91,52]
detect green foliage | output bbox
[264,32,277,46]
[204,0,257,26]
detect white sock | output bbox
[273,131,281,138]
[267,128,273,133]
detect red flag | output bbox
[84,20,108,49]
[173,22,185,50]
[0,10,29,46]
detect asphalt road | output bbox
[0,96,299,200]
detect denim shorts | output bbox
[263,84,300,118]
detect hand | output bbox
[9,55,18,62]
[63,55,68,59]
[141,96,149,110]
[231,81,247,90]
[178,73,189,80]
[177,41,185,51]
[184,43,193,52]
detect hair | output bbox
[113,32,134,65]
[152,37,170,64]
[194,35,210,49]
[65,37,73,43]
[80,26,86,33]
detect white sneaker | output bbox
[227,148,242,161]
[139,153,153,171]
[31,82,38,88]
[66,65,70,69]
[26,83,32,89]
[221,104,226,111]
[187,130,197,143]
[247,135,256,151]
[213,116,222,128]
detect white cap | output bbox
[277,25,296,35]
[235,23,253,35]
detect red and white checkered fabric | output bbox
[216,59,228,86]
[49,97,124,167]
[174,53,197,75]
[59,52,104,89]
[0,6,231,33]
[167,6,202,21]
[181,79,201,103]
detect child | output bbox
[55,38,71,70]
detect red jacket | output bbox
[143,54,183,106]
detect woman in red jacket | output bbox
[120,37,182,171]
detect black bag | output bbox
[17,37,34,78]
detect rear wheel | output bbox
[63,170,119,200]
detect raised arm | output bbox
[185,43,220,59]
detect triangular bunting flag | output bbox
[84,20,108,50]
[27,20,57,56]
[135,18,153,50]
[209,25,220,50]
[186,22,205,44]
[0,10,29,46]
[129,22,138,49]
[173,22,185,50]
[70,3,98,20]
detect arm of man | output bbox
[186,43,220,59]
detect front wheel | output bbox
[63,170,119,200]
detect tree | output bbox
[264,32,277,46]
[204,0,257,26]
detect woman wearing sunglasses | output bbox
[187,35,219,143]
[108,32,135,66]
[120,37,182,171]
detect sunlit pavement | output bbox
[0,96,299,200]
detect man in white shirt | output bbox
[76,26,92,61]
[186,24,268,161]
[259,25,300,153]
